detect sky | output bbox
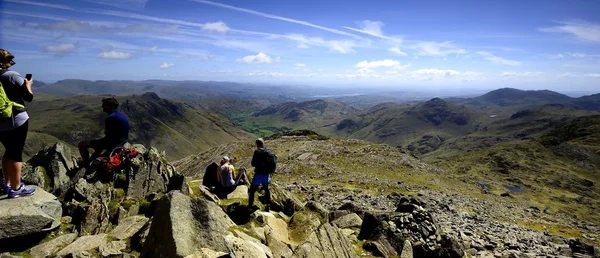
[1,0,600,92]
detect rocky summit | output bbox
[0,135,598,258]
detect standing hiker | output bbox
[248,138,277,212]
[0,49,35,198]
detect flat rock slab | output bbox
[109,216,149,240]
[227,185,249,199]
[56,234,107,257]
[30,233,78,258]
[0,186,62,240]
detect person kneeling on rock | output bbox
[216,156,249,199]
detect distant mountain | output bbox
[571,93,600,111]
[26,92,253,160]
[235,99,357,136]
[331,98,481,155]
[32,80,46,88]
[453,88,572,108]
[35,79,330,104]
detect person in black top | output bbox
[248,138,274,211]
[78,97,130,168]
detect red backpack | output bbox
[96,148,140,172]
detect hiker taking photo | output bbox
[0,49,35,198]
[248,138,278,212]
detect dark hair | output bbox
[255,139,264,147]
[102,97,119,109]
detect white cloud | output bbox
[388,47,407,56]
[284,34,357,54]
[97,51,133,59]
[148,46,158,53]
[478,51,521,66]
[4,0,73,10]
[17,20,179,34]
[560,72,576,77]
[44,43,77,54]
[540,21,600,43]
[336,73,377,79]
[586,73,600,78]
[236,52,276,64]
[354,59,410,75]
[346,20,384,36]
[160,62,174,69]
[294,63,306,69]
[83,0,149,9]
[297,42,310,49]
[412,41,467,57]
[356,59,400,69]
[201,21,230,32]
[360,20,384,36]
[190,0,362,39]
[413,69,460,77]
[552,52,600,59]
[501,72,542,77]
[342,20,402,43]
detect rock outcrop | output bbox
[25,143,78,195]
[0,186,62,240]
[357,198,464,258]
[125,147,179,198]
[141,191,235,258]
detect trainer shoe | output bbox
[8,185,35,198]
[2,182,23,195]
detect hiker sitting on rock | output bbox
[216,156,249,198]
[0,49,35,198]
[78,97,130,168]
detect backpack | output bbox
[93,147,140,173]
[0,70,25,119]
[263,148,278,174]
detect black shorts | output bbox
[90,139,122,155]
[0,120,29,162]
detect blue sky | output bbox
[1,0,599,91]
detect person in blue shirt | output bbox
[78,97,130,168]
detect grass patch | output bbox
[510,219,600,246]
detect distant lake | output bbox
[504,185,525,193]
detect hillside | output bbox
[422,104,597,162]
[541,114,600,169]
[25,92,253,160]
[329,98,481,155]
[571,93,600,111]
[234,99,357,136]
[173,131,600,250]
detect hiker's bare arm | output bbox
[251,151,257,167]
[21,78,33,102]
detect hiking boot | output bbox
[8,185,35,198]
[2,182,23,195]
